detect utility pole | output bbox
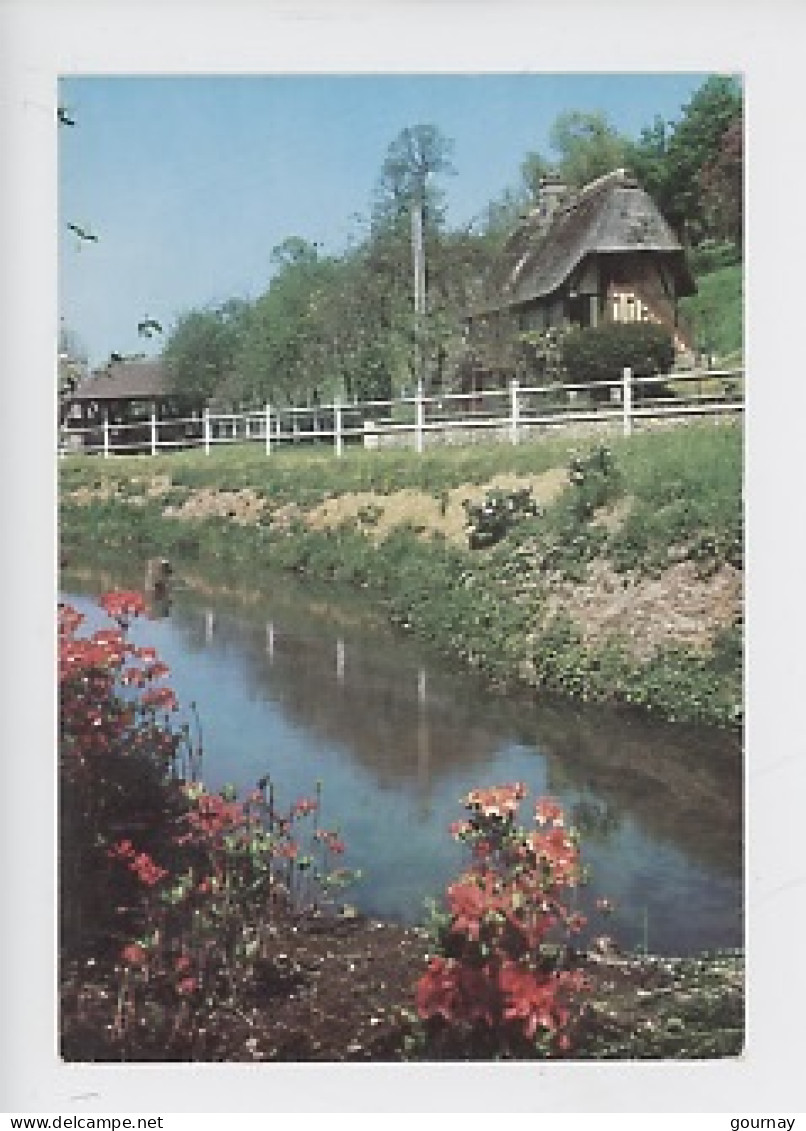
[411,178,427,392]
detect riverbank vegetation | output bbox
[60,419,743,729]
[59,591,743,1062]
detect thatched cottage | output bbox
[465,167,697,383]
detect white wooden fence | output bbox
[59,366,744,459]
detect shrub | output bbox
[413,785,594,1058]
[687,240,741,276]
[561,322,675,397]
[464,487,542,549]
[60,591,357,1057]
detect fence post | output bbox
[510,377,520,445]
[103,410,110,459]
[203,407,211,455]
[622,367,633,437]
[265,404,272,455]
[334,398,344,458]
[150,407,157,457]
[415,378,424,454]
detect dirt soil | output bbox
[304,469,568,545]
[543,559,742,661]
[163,487,267,525]
[60,911,743,1062]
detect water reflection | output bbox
[61,564,742,955]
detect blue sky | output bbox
[59,72,713,367]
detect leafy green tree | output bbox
[519,150,553,201]
[548,110,629,188]
[629,75,742,245]
[626,115,672,214]
[373,123,455,229]
[235,240,349,408]
[520,111,629,200]
[368,124,459,392]
[163,301,248,406]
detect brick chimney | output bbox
[537,171,568,227]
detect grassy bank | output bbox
[60,420,743,728]
[680,262,743,359]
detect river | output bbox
[61,560,743,957]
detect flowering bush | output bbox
[414,784,592,1056]
[59,591,358,1055]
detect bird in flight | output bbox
[137,317,163,338]
[67,222,98,244]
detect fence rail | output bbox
[59,366,744,459]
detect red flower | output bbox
[108,839,135,860]
[534,797,564,827]
[100,590,147,620]
[465,782,526,820]
[129,851,168,887]
[415,956,497,1027]
[446,871,503,941]
[141,687,178,711]
[314,829,345,854]
[120,942,148,967]
[497,962,569,1040]
[176,976,198,996]
[523,826,580,886]
[290,796,318,818]
[449,820,472,840]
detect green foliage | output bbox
[628,75,742,245]
[678,264,743,358]
[607,423,742,576]
[534,446,620,580]
[521,110,629,197]
[567,445,621,520]
[561,322,675,392]
[235,244,350,407]
[374,123,455,228]
[687,241,742,276]
[163,301,248,406]
[464,488,541,549]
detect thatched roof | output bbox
[476,168,695,315]
[67,357,174,402]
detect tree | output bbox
[373,123,455,230]
[520,111,629,201]
[630,75,742,245]
[548,110,629,188]
[369,125,458,391]
[626,115,673,217]
[163,302,248,406]
[519,151,553,202]
[235,241,350,408]
[699,113,743,248]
